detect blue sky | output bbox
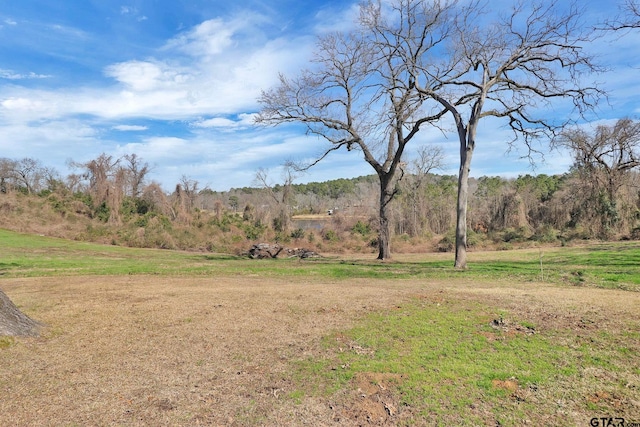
[1,0,639,191]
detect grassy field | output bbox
[1,229,639,426]
[2,229,640,290]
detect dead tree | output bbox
[122,153,151,198]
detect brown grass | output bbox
[1,274,639,426]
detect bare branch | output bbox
[600,0,640,31]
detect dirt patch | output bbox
[333,372,405,425]
[491,378,519,392]
[0,275,638,426]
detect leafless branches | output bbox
[256,0,603,263]
[402,0,604,267]
[558,118,640,200]
[256,0,456,259]
[602,0,640,31]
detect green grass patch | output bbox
[0,336,15,349]
[290,297,639,425]
[2,229,639,424]
[1,229,640,291]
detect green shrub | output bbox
[94,202,110,222]
[501,227,529,243]
[438,228,482,252]
[290,228,305,239]
[323,229,339,242]
[532,225,558,243]
[351,220,371,236]
[244,221,266,240]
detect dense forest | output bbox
[1,129,639,256]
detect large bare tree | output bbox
[258,0,602,263]
[257,1,454,259]
[386,0,604,268]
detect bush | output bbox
[500,227,530,243]
[290,228,305,239]
[243,221,266,240]
[323,229,339,242]
[532,225,558,243]
[275,232,291,243]
[351,220,371,236]
[437,228,482,252]
[94,202,110,222]
[437,230,455,252]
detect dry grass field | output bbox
[1,269,639,426]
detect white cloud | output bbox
[0,9,317,129]
[164,18,239,57]
[193,117,237,128]
[120,6,147,21]
[312,3,360,33]
[1,96,42,110]
[0,69,50,80]
[192,113,256,130]
[113,125,148,131]
[0,119,99,172]
[104,60,191,92]
[72,16,312,121]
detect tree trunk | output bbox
[377,174,393,260]
[0,289,41,337]
[455,142,474,269]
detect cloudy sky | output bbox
[1,0,638,191]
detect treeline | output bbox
[229,175,378,202]
[0,151,639,254]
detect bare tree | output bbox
[70,153,128,223]
[142,182,170,216]
[396,145,444,236]
[170,175,200,223]
[65,173,85,194]
[391,0,604,267]
[254,166,297,233]
[73,153,120,208]
[257,1,454,259]
[122,153,151,198]
[41,166,62,192]
[12,158,46,194]
[558,118,640,234]
[0,158,52,195]
[178,175,199,210]
[0,158,17,193]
